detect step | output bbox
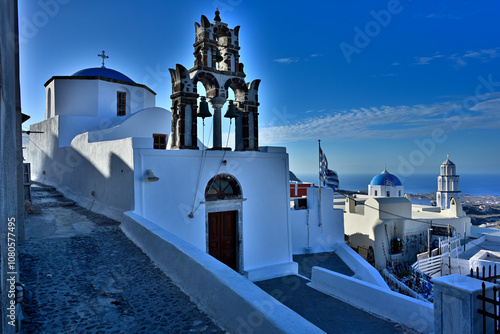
[30,185,57,192]
[31,190,64,199]
[31,196,76,208]
[29,182,76,208]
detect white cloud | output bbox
[274,57,299,64]
[415,57,433,65]
[425,12,464,20]
[414,55,443,65]
[260,94,500,145]
[372,73,398,78]
[415,48,500,66]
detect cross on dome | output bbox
[97,50,109,68]
[214,8,221,22]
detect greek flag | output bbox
[319,146,339,191]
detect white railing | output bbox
[440,236,461,254]
[412,236,462,277]
[412,256,443,277]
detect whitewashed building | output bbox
[368,165,405,198]
[26,11,303,281]
[344,165,471,270]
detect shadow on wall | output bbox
[28,130,134,219]
[347,233,376,266]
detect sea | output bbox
[295,173,500,197]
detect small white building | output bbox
[368,166,404,198]
[26,12,312,281]
[344,165,471,270]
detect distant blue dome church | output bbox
[369,169,402,187]
[368,166,404,197]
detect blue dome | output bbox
[369,168,402,187]
[72,67,135,83]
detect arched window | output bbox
[47,88,52,118]
[205,174,242,201]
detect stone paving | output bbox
[19,204,224,334]
[293,252,355,279]
[255,275,416,334]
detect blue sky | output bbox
[18,0,500,178]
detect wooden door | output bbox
[208,211,237,270]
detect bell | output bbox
[145,169,159,182]
[224,100,238,119]
[215,49,224,63]
[197,97,212,119]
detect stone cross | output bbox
[98,50,109,67]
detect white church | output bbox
[21,9,491,334]
[343,159,471,270]
[25,10,345,282]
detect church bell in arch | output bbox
[224,100,238,119]
[197,97,212,120]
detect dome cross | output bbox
[97,50,109,68]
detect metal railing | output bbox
[478,282,500,334]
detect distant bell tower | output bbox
[169,9,261,151]
[436,155,461,209]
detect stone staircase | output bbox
[30,183,76,208]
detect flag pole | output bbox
[318,140,322,228]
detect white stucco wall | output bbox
[58,115,114,147]
[132,146,296,280]
[469,250,500,272]
[26,117,136,220]
[345,197,416,269]
[310,267,433,333]
[290,188,344,254]
[87,107,171,143]
[368,184,404,197]
[45,78,156,147]
[52,79,99,117]
[48,78,155,119]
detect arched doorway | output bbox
[205,174,243,271]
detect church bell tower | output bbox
[436,155,461,210]
[169,9,261,151]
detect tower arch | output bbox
[192,71,220,98]
[169,10,261,151]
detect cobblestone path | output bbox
[19,205,224,334]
